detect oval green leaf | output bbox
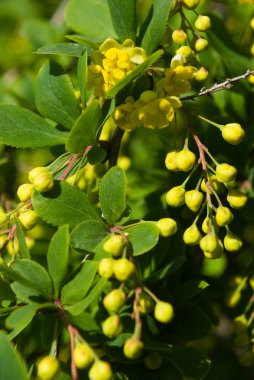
[70,220,109,252]
[125,221,159,256]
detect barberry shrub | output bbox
[0,0,254,379]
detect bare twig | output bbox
[180,70,254,101]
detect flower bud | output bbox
[251,43,254,56]
[103,289,126,313]
[74,344,94,369]
[216,163,237,183]
[200,234,218,253]
[165,150,179,171]
[102,315,123,338]
[37,356,59,380]
[154,301,174,323]
[183,0,200,9]
[156,218,178,237]
[28,167,48,183]
[176,149,196,172]
[7,237,19,255]
[144,352,163,370]
[227,189,247,209]
[98,258,115,279]
[183,224,202,245]
[201,175,223,193]
[195,15,211,31]
[172,29,187,44]
[166,186,186,207]
[123,338,144,359]
[88,360,112,380]
[135,293,154,314]
[19,210,39,230]
[103,234,124,257]
[203,239,223,259]
[33,171,54,193]
[195,38,208,52]
[224,231,242,252]
[185,190,204,212]
[215,206,233,227]
[221,123,245,145]
[113,258,135,282]
[0,208,8,225]
[175,45,192,57]
[250,17,254,30]
[195,67,208,81]
[17,183,34,202]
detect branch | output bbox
[180,69,254,101]
[108,127,125,168]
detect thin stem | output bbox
[67,324,79,380]
[180,70,254,101]
[108,127,125,168]
[143,286,160,303]
[59,154,79,181]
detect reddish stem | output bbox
[59,154,79,181]
[67,324,79,380]
[132,287,142,340]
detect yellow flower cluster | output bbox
[113,91,182,130]
[87,39,146,97]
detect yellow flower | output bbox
[113,97,137,131]
[87,38,146,97]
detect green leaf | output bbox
[66,34,102,49]
[124,221,159,256]
[47,225,69,298]
[35,43,89,57]
[10,282,41,302]
[66,0,116,41]
[65,278,107,316]
[35,60,81,130]
[0,105,67,148]
[10,259,53,301]
[6,304,38,340]
[15,219,30,259]
[0,278,15,302]
[167,347,211,379]
[70,220,109,252]
[66,100,102,153]
[175,280,209,303]
[77,51,88,108]
[174,303,212,341]
[61,260,98,305]
[87,146,107,164]
[141,0,173,55]
[99,167,127,224]
[107,0,137,41]
[69,312,100,332]
[32,181,100,229]
[106,50,163,98]
[0,331,29,380]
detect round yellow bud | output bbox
[19,210,39,230]
[7,237,19,255]
[98,258,115,279]
[175,45,192,57]
[37,356,59,380]
[156,218,178,237]
[144,352,163,370]
[215,206,233,227]
[28,167,48,183]
[74,344,94,369]
[33,171,54,193]
[113,258,135,282]
[227,189,247,209]
[200,234,218,253]
[224,231,242,252]
[166,186,186,207]
[195,15,211,31]
[185,190,204,212]
[216,163,237,183]
[203,239,223,259]
[102,315,123,338]
[201,175,223,193]
[123,338,144,360]
[176,149,196,172]
[154,301,174,323]
[221,123,245,145]
[172,29,187,44]
[195,67,209,81]
[202,217,210,234]
[250,17,254,30]
[135,293,154,315]
[183,0,200,9]
[183,224,202,245]
[88,360,113,380]
[103,234,124,257]
[165,150,179,171]
[251,43,254,56]
[17,183,34,202]
[103,289,126,313]
[195,38,208,52]
[117,156,131,171]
